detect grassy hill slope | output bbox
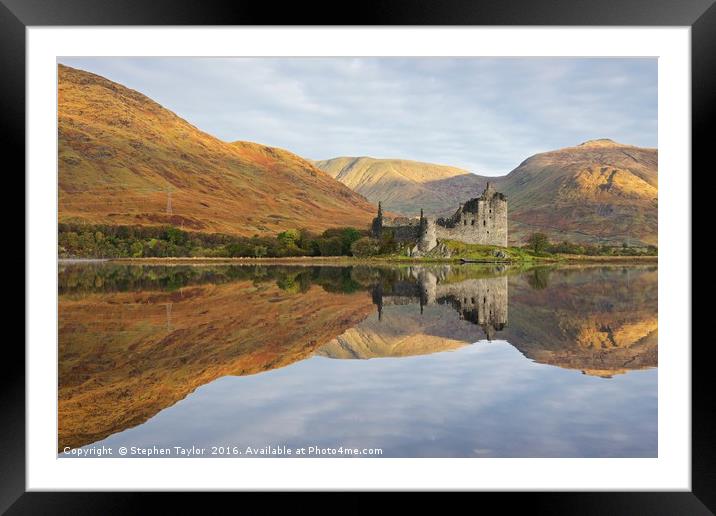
[501,139,657,245]
[58,64,376,236]
[314,156,489,217]
[317,139,657,246]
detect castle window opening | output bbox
[471,220,475,225]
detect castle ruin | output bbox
[372,267,508,341]
[371,182,508,254]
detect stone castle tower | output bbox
[371,183,508,253]
[417,209,437,252]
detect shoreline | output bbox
[59,255,658,266]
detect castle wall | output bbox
[435,197,507,247]
[371,184,508,251]
[389,224,421,242]
[376,217,421,243]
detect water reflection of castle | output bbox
[372,268,508,340]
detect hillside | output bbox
[314,157,489,217]
[316,139,657,246]
[501,139,658,246]
[58,64,376,236]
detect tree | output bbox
[321,227,364,255]
[226,243,243,257]
[526,232,549,254]
[317,236,344,256]
[338,227,363,255]
[350,237,381,257]
[165,226,187,246]
[277,229,301,247]
[378,229,398,254]
[296,228,316,251]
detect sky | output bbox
[59,57,657,176]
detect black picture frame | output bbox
[3,0,710,512]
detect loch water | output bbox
[58,263,657,458]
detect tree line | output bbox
[57,223,380,259]
[524,232,657,256]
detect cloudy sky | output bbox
[59,57,657,176]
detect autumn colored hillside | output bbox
[58,64,376,236]
[314,156,488,217]
[316,139,658,246]
[500,139,658,246]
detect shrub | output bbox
[350,237,381,257]
[277,229,301,247]
[317,236,344,256]
[252,245,268,258]
[525,232,549,254]
[57,224,377,258]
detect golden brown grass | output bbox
[317,139,658,246]
[58,64,376,237]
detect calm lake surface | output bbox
[58,263,657,458]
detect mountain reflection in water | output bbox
[59,263,657,457]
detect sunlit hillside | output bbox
[314,156,489,217]
[58,65,377,236]
[317,139,658,246]
[501,139,658,246]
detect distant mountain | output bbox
[313,157,490,217]
[58,65,376,236]
[315,139,657,246]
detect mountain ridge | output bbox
[58,63,657,246]
[315,139,657,245]
[314,156,490,217]
[58,64,377,237]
